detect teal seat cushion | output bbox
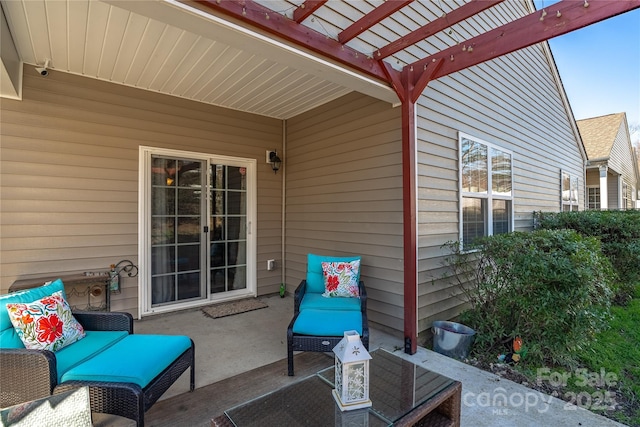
[292,309,362,336]
[306,254,361,294]
[55,330,129,382]
[299,293,361,312]
[0,279,66,349]
[61,334,192,388]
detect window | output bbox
[622,182,630,210]
[587,186,600,210]
[460,133,513,247]
[561,172,579,211]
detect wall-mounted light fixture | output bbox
[268,150,282,174]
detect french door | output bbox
[139,147,256,316]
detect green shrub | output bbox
[535,210,640,304]
[443,229,614,368]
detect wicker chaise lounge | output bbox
[287,254,369,376]
[0,280,195,427]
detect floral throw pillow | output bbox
[6,290,85,352]
[321,260,360,298]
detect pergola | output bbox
[193,0,639,353]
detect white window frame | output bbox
[458,132,514,248]
[622,181,630,210]
[138,146,257,317]
[587,186,601,210]
[561,171,580,211]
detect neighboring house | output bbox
[578,113,639,210]
[2,0,629,351]
[638,150,640,208]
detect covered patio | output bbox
[1,1,638,424]
[2,0,638,353]
[126,295,623,427]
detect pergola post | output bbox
[400,69,418,355]
[386,60,442,355]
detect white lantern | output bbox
[332,330,372,411]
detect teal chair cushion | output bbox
[292,309,362,336]
[55,330,129,382]
[0,279,66,349]
[306,254,361,294]
[61,334,192,388]
[299,293,361,311]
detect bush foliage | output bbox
[443,229,614,367]
[535,210,640,303]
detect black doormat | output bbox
[201,298,268,319]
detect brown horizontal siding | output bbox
[415,0,585,343]
[284,92,403,333]
[0,69,282,317]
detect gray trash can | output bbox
[432,320,475,359]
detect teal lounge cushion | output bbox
[55,330,129,382]
[0,279,66,349]
[306,254,361,294]
[292,309,362,336]
[299,293,361,312]
[61,334,192,388]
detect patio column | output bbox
[400,73,418,355]
[599,165,608,210]
[383,60,443,355]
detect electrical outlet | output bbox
[267,259,275,271]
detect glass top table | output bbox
[216,349,461,427]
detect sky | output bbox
[534,1,640,144]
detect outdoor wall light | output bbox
[268,150,282,174]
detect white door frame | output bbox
[138,146,257,317]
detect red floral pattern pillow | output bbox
[5,290,85,351]
[321,260,360,297]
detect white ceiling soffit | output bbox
[0,0,395,119]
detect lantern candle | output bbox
[332,330,372,411]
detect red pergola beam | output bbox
[338,0,414,44]
[293,0,327,23]
[194,0,390,82]
[410,0,640,84]
[377,0,504,59]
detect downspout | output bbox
[281,121,286,290]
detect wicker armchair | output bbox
[287,279,369,376]
[0,311,195,427]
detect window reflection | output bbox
[210,165,247,294]
[151,156,203,305]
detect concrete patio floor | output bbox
[133,294,626,427]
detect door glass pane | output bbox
[210,165,247,293]
[152,276,174,305]
[177,272,200,300]
[177,217,200,243]
[229,266,246,290]
[151,156,204,306]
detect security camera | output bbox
[35,59,50,77]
